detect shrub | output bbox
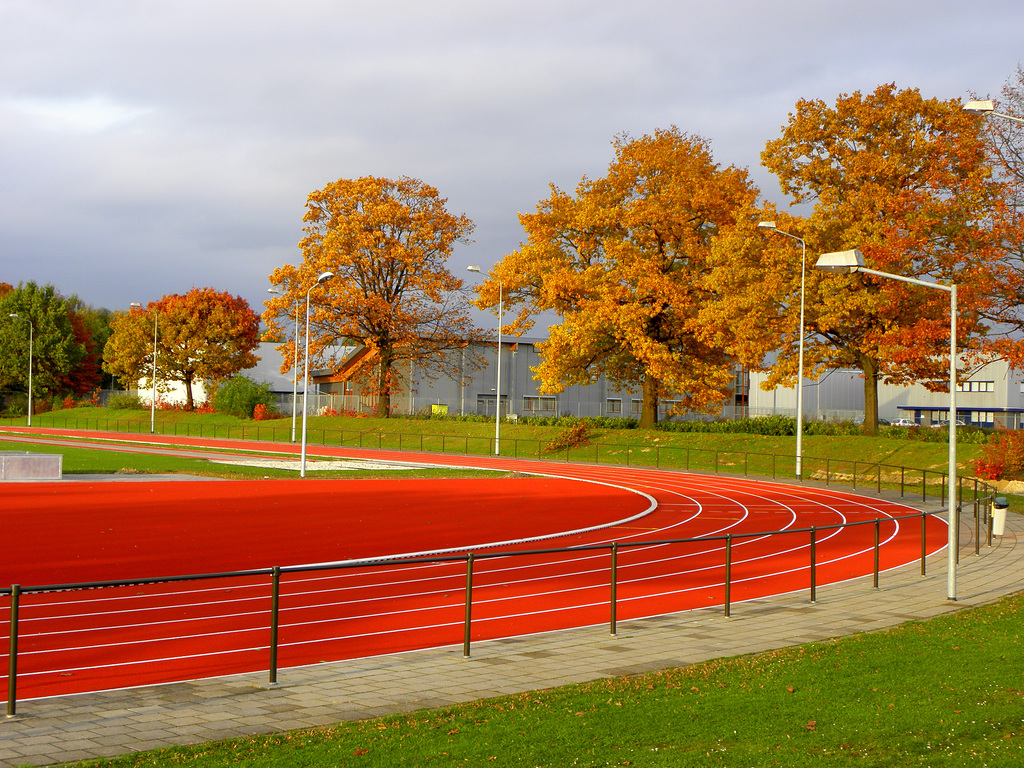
[252,403,279,421]
[211,375,277,419]
[106,393,145,410]
[974,429,1024,480]
[62,395,76,410]
[545,421,593,452]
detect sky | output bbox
[2,0,1023,327]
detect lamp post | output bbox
[758,221,807,480]
[8,314,33,427]
[300,271,335,477]
[130,303,158,434]
[964,100,1024,125]
[268,288,301,442]
[467,266,502,455]
[815,249,959,600]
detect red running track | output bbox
[0,429,948,701]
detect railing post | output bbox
[269,567,280,685]
[873,520,880,589]
[7,584,20,718]
[876,464,881,495]
[609,544,618,636]
[463,554,474,658]
[853,461,857,490]
[724,535,733,618]
[922,469,927,503]
[825,458,830,487]
[920,513,928,576]
[900,465,905,498]
[809,528,817,603]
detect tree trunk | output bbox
[375,348,393,418]
[860,354,880,435]
[184,377,194,411]
[639,376,659,429]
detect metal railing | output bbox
[3,490,1000,718]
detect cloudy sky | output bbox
[2,0,1022,325]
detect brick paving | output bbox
[2,495,1022,767]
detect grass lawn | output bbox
[66,591,1024,767]
[0,439,508,481]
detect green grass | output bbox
[2,406,998,506]
[66,591,1024,767]
[0,439,508,481]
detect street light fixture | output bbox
[300,271,335,477]
[268,288,301,442]
[8,314,33,427]
[964,100,1024,125]
[467,265,502,456]
[758,221,807,480]
[815,249,960,600]
[130,303,158,434]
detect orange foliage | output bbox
[477,127,760,428]
[264,176,485,418]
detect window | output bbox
[522,396,556,413]
[958,381,994,393]
[606,398,622,414]
[659,399,680,414]
[631,399,643,415]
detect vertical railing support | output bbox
[609,544,618,636]
[809,528,817,603]
[269,567,280,685]
[873,520,880,589]
[724,535,733,618]
[920,513,928,576]
[7,585,20,719]
[463,554,474,658]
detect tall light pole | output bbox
[130,303,158,434]
[467,265,502,455]
[268,288,301,442]
[758,222,807,480]
[964,100,1024,124]
[300,271,335,477]
[816,249,959,600]
[8,314,33,427]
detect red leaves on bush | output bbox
[974,429,1024,480]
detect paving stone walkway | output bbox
[2,495,1022,767]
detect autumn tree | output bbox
[476,127,761,429]
[0,282,87,406]
[264,176,484,418]
[104,288,260,409]
[759,84,1008,432]
[973,67,1024,355]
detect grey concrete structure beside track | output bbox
[2,485,1022,768]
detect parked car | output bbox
[853,416,891,426]
[930,419,967,428]
[893,418,918,427]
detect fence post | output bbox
[825,459,830,487]
[269,567,280,685]
[853,461,857,490]
[463,554,474,658]
[809,528,817,603]
[873,520,880,589]
[7,584,20,718]
[724,535,733,618]
[922,470,927,503]
[900,466,905,498]
[609,543,618,636]
[920,513,928,576]
[876,464,881,495]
